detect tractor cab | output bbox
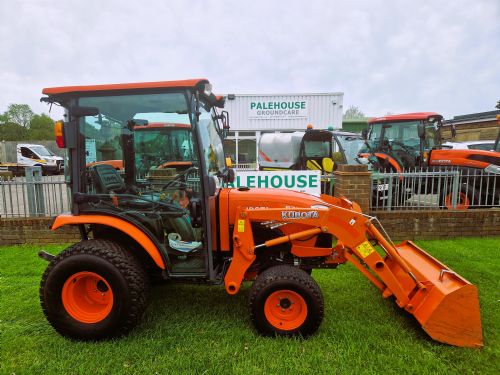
[44,79,231,278]
[361,113,443,170]
[298,128,335,172]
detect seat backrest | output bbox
[90,164,126,194]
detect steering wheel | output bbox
[163,166,199,190]
[390,140,414,154]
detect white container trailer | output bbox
[221,92,344,168]
[223,93,343,131]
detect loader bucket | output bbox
[394,241,483,348]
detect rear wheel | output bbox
[442,184,478,210]
[249,265,324,337]
[40,239,149,340]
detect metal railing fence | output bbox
[2,166,498,217]
[371,168,500,210]
[0,167,71,218]
[233,163,258,170]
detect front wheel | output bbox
[249,265,324,337]
[40,240,149,340]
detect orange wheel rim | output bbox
[445,192,470,210]
[62,271,114,323]
[264,290,307,330]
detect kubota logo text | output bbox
[281,211,319,220]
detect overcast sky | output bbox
[1,0,499,120]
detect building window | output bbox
[238,139,256,163]
[223,139,236,163]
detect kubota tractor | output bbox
[39,80,482,347]
[360,112,500,208]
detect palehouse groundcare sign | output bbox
[249,100,308,119]
[227,170,320,196]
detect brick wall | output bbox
[334,164,371,212]
[372,209,500,240]
[0,217,80,245]
[1,209,499,246]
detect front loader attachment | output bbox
[348,223,484,348]
[224,200,483,348]
[393,241,483,348]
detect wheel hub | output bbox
[62,271,114,324]
[264,290,308,330]
[279,298,292,309]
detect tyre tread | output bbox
[249,265,324,337]
[40,239,149,339]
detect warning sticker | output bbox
[238,219,245,233]
[356,241,375,258]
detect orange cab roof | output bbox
[369,112,442,124]
[134,123,191,129]
[42,78,209,95]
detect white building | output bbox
[221,92,344,167]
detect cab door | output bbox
[18,147,39,166]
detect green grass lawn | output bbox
[1,238,499,374]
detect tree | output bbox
[0,122,28,141]
[4,104,34,128]
[496,100,500,110]
[343,105,365,119]
[28,114,54,140]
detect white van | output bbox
[17,144,64,174]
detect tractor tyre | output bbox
[249,265,324,337]
[40,239,149,340]
[441,183,478,210]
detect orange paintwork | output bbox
[135,123,191,129]
[52,214,166,269]
[87,160,124,170]
[219,187,482,347]
[394,241,483,347]
[369,112,442,124]
[358,152,403,173]
[444,192,470,210]
[217,189,231,251]
[158,161,193,169]
[430,149,500,169]
[42,79,209,95]
[61,271,114,323]
[291,244,333,257]
[264,290,308,330]
[209,194,218,251]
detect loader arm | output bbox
[224,199,483,347]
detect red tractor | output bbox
[360,112,500,208]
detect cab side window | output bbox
[21,147,37,159]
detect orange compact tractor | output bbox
[39,79,482,347]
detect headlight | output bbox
[484,164,500,175]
